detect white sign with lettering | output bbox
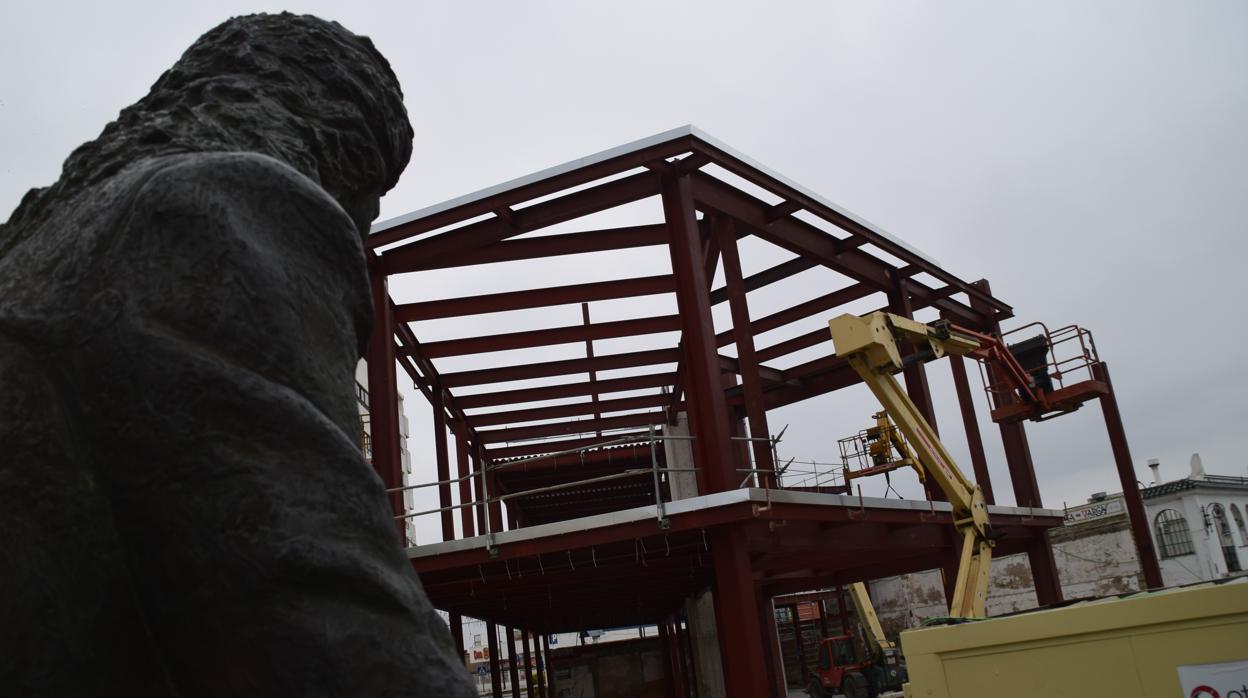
[1063,498,1124,524]
[1179,660,1248,698]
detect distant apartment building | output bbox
[354,360,415,544]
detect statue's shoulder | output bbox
[128,151,346,220]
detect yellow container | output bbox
[900,579,1248,697]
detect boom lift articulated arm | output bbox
[829,312,994,618]
[847,581,895,653]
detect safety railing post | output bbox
[649,424,667,527]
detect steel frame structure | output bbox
[360,126,1156,697]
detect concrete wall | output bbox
[684,589,726,698]
[663,414,699,501]
[869,513,1145,636]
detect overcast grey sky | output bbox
[4,1,1246,542]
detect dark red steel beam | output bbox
[468,393,672,428]
[393,316,473,438]
[455,426,475,538]
[755,327,828,363]
[396,274,675,321]
[689,171,994,329]
[687,137,1010,319]
[711,527,770,696]
[760,360,859,411]
[716,217,776,483]
[484,431,649,461]
[441,571,702,614]
[714,283,878,348]
[366,262,404,521]
[889,274,945,503]
[441,348,680,388]
[420,315,681,359]
[477,411,668,443]
[378,170,661,269]
[506,626,521,698]
[385,224,673,273]
[580,303,602,436]
[708,256,817,306]
[1092,361,1163,588]
[663,174,738,494]
[487,622,503,698]
[433,390,455,541]
[969,280,1060,605]
[458,372,675,409]
[368,136,693,249]
[717,354,791,386]
[948,352,994,505]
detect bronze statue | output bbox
[0,13,473,697]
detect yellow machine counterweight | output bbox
[829,312,993,618]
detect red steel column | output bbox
[670,619,690,698]
[506,626,521,698]
[887,275,945,502]
[1091,362,1163,588]
[483,444,504,534]
[817,598,830,639]
[758,592,787,698]
[539,634,551,697]
[366,259,404,529]
[659,621,677,698]
[708,527,769,697]
[715,217,776,487]
[434,389,455,541]
[456,427,476,538]
[949,353,995,504]
[789,603,808,685]
[582,303,603,438]
[662,175,736,493]
[522,630,534,697]
[450,613,466,668]
[680,619,699,695]
[488,622,504,698]
[472,447,487,535]
[837,585,850,635]
[970,280,1062,605]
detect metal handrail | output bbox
[393,428,786,530]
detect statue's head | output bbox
[4,13,413,240]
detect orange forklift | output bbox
[806,583,906,698]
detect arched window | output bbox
[1231,505,1248,546]
[1154,509,1195,558]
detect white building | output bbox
[1142,454,1248,585]
[354,360,415,544]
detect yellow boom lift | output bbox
[828,311,993,618]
